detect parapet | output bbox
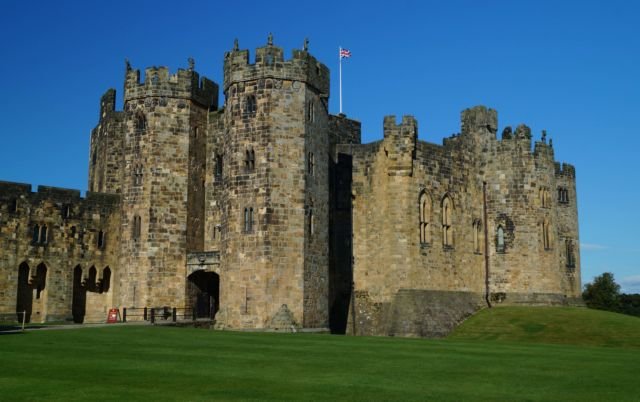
[35,185,81,201]
[555,162,576,178]
[124,62,218,109]
[223,37,330,95]
[461,106,497,136]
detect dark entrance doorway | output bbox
[187,271,219,319]
[16,262,32,323]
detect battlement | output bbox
[99,89,117,120]
[0,180,120,212]
[383,115,418,140]
[223,37,330,95]
[124,62,218,109]
[555,162,576,178]
[461,106,497,136]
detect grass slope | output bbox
[450,306,640,348]
[0,307,638,401]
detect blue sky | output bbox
[1,0,638,292]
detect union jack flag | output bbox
[340,48,351,59]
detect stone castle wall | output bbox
[0,38,580,335]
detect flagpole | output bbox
[339,46,343,114]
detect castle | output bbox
[0,37,581,336]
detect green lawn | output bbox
[1,308,639,401]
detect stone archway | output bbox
[187,270,220,319]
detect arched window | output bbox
[135,113,147,132]
[541,219,551,250]
[102,267,111,293]
[243,95,257,115]
[539,187,551,208]
[419,192,431,245]
[244,207,254,233]
[32,224,40,244]
[442,196,453,247]
[40,225,48,244]
[496,225,505,253]
[97,230,105,249]
[565,239,575,268]
[245,149,255,172]
[35,263,47,299]
[473,219,482,254]
[133,165,143,186]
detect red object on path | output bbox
[107,308,120,323]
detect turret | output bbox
[223,37,330,97]
[124,63,218,109]
[383,115,417,176]
[461,106,497,137]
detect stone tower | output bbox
[105,62,217,309]
[203,37,331,328]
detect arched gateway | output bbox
[186,251,221,319]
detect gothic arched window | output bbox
[496,225,505,253]
[442,195,453,247]
[419,192,431,245]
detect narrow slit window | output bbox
[496,225,505,253]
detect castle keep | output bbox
[0,37,581,336]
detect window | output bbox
[419,192,431,245]
[496,225,505,253]
[245,149,255,172]
[92,151,97,166]
[215,154,223,180]
[70,226,76,238]
[442,196,453,247]
[244,207,254,233]
[32,224,40,244]
[97,230,105,249]
[10,198,18,213]
[307,152,315,176]
[539,187,551,208]
[473,219,482,254]
[565,239,576,268]
[133,165,143,186]
[62,204,71,219]
[557,187,569,204]
[135,113,147,132]
[307,100,315,122]
[308,207,314,237]
[243,95,257,115]
[133,215,141,240]
[541,219,551,250]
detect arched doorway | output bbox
[16,262,32,323]
[187,271,219,319]
[72,265,86,323]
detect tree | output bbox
[582,272,621,312]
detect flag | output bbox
[340,48,351,59]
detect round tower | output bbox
[213,36,331,329]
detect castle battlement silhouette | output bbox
[0,37,580,337]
